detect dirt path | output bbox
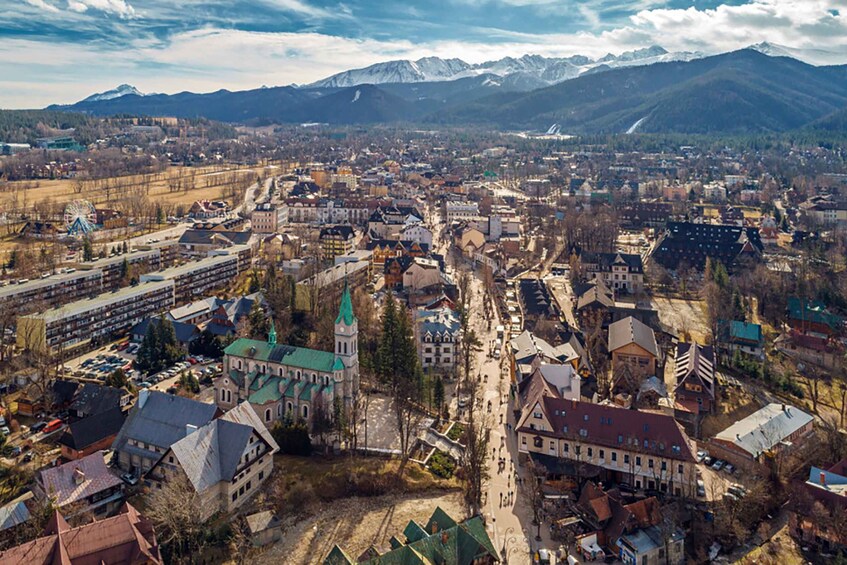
[255,490,465,564]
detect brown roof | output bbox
[519,397,695,462]
[0,503,162,565]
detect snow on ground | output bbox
[351,89,360,103]
[626,116,648,134]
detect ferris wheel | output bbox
[64,200,97,236]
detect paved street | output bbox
[430,206,554,564]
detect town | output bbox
[0,122,845,565]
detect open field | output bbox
[0,162,280,211]
[651,296,710,342]
[251,455,463,564]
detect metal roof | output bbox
[715,403,813,458]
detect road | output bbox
[430,206,550,564]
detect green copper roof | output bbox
[324,545,354,565]
[333,357,345,371]
[335,279,357,326]
[249,377,283,404]
[225,338,336,373]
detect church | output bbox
[215,281,359,429]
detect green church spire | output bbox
[335,278,356,326]
[268,322,277,346]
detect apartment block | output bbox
[76,248,162,291]
[140,254,239,304]
[251,203,283,234]
[0,269,104,315]
[17,280,175,353]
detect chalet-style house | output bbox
[651,221,763,271]
[581,252,644,294]
[517,398,698,496]
[415,307,460,373]
[0,503,162,564]
[148,403,278,521]
[324,507,498,565]
[217,282,359,428]
[673,342,716,415]
[36,451,124,517]
[608,317,659,396]
[112,390,219,476]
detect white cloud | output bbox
[3,1,847,107]
[66,0,136,17]
[24,0,60,13]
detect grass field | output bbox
[0,162,280,211]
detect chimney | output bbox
[441,531,449,545]
[820,472,826,486]
[73,468,85,485]
[138,389,150,409]
[185,424,198,437]
[782,404,786,412]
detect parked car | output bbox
[30,422,47,433]
[712,460,725,471]
[696,479,706,497]
[723,464,735,474]
[121,472,139,486]
[703,456,714,467]
[0,427,9,436]
[727,484,748,498]
[42,419,64,434]
[696,450,708,463]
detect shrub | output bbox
[428,451,456,479]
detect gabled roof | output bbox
[608,316,658,358]
[70,383,125,418]
[224,338,337,373]
[112,390,217,453]
[518,397,695,462]
[131,317,199,344]
[221,402,280,454]
[715,403,813,459]
[58,407,126,451]
[673,342,715,395]
[38,451,123,508]
[336,279,356,326]
[167,419,255,493]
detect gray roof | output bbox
[112,390,217,453]
[608,316,658,358]
[169,419,254,493]
[715,403,813,458]
[164,401,278,495]
[0,492,33,532]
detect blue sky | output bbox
[1,0,846,107]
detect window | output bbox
[563,443,569,453]
[265,408,271,422]
[533,437,543,448]
[599,449,605,459]
[636,456,642,466]
[587,447,593,458]
[232,493,237,502]
[302,405,309,419]
[521,436,527,445]
[648,459,654,469]
[678,464,684,475]
[661,461,667,471]
[168,456,174,463]
[259,471,264,480]
[246,481,252,491]
[611,452,617,462]
[533,411,542,419]
[549,441,555,450]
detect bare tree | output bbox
[145,472,208,562]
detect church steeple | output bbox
[268,322,277,346]
[335,278,357,326]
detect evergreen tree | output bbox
[82,237,94,262]
[106,368,129,389]
[434,376,445,416]
[135,321,161,374]
[247,301,269,339]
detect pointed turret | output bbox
[268,322,277,346]
[335,278,357,326]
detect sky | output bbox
[2,0,847,108]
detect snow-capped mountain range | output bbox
[76,42,846,105]
[307,46,704,88]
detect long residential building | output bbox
[140,253,239,305]
[75,248,163,291]
[517,397,698,497]
[0,269,103,315]
[17,280,175,353]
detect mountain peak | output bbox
[80,84,144,103]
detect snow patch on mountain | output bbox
[351,89,361,103]
[746,42,847,66]
[626,116,648,134]
[80,84,145,103]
